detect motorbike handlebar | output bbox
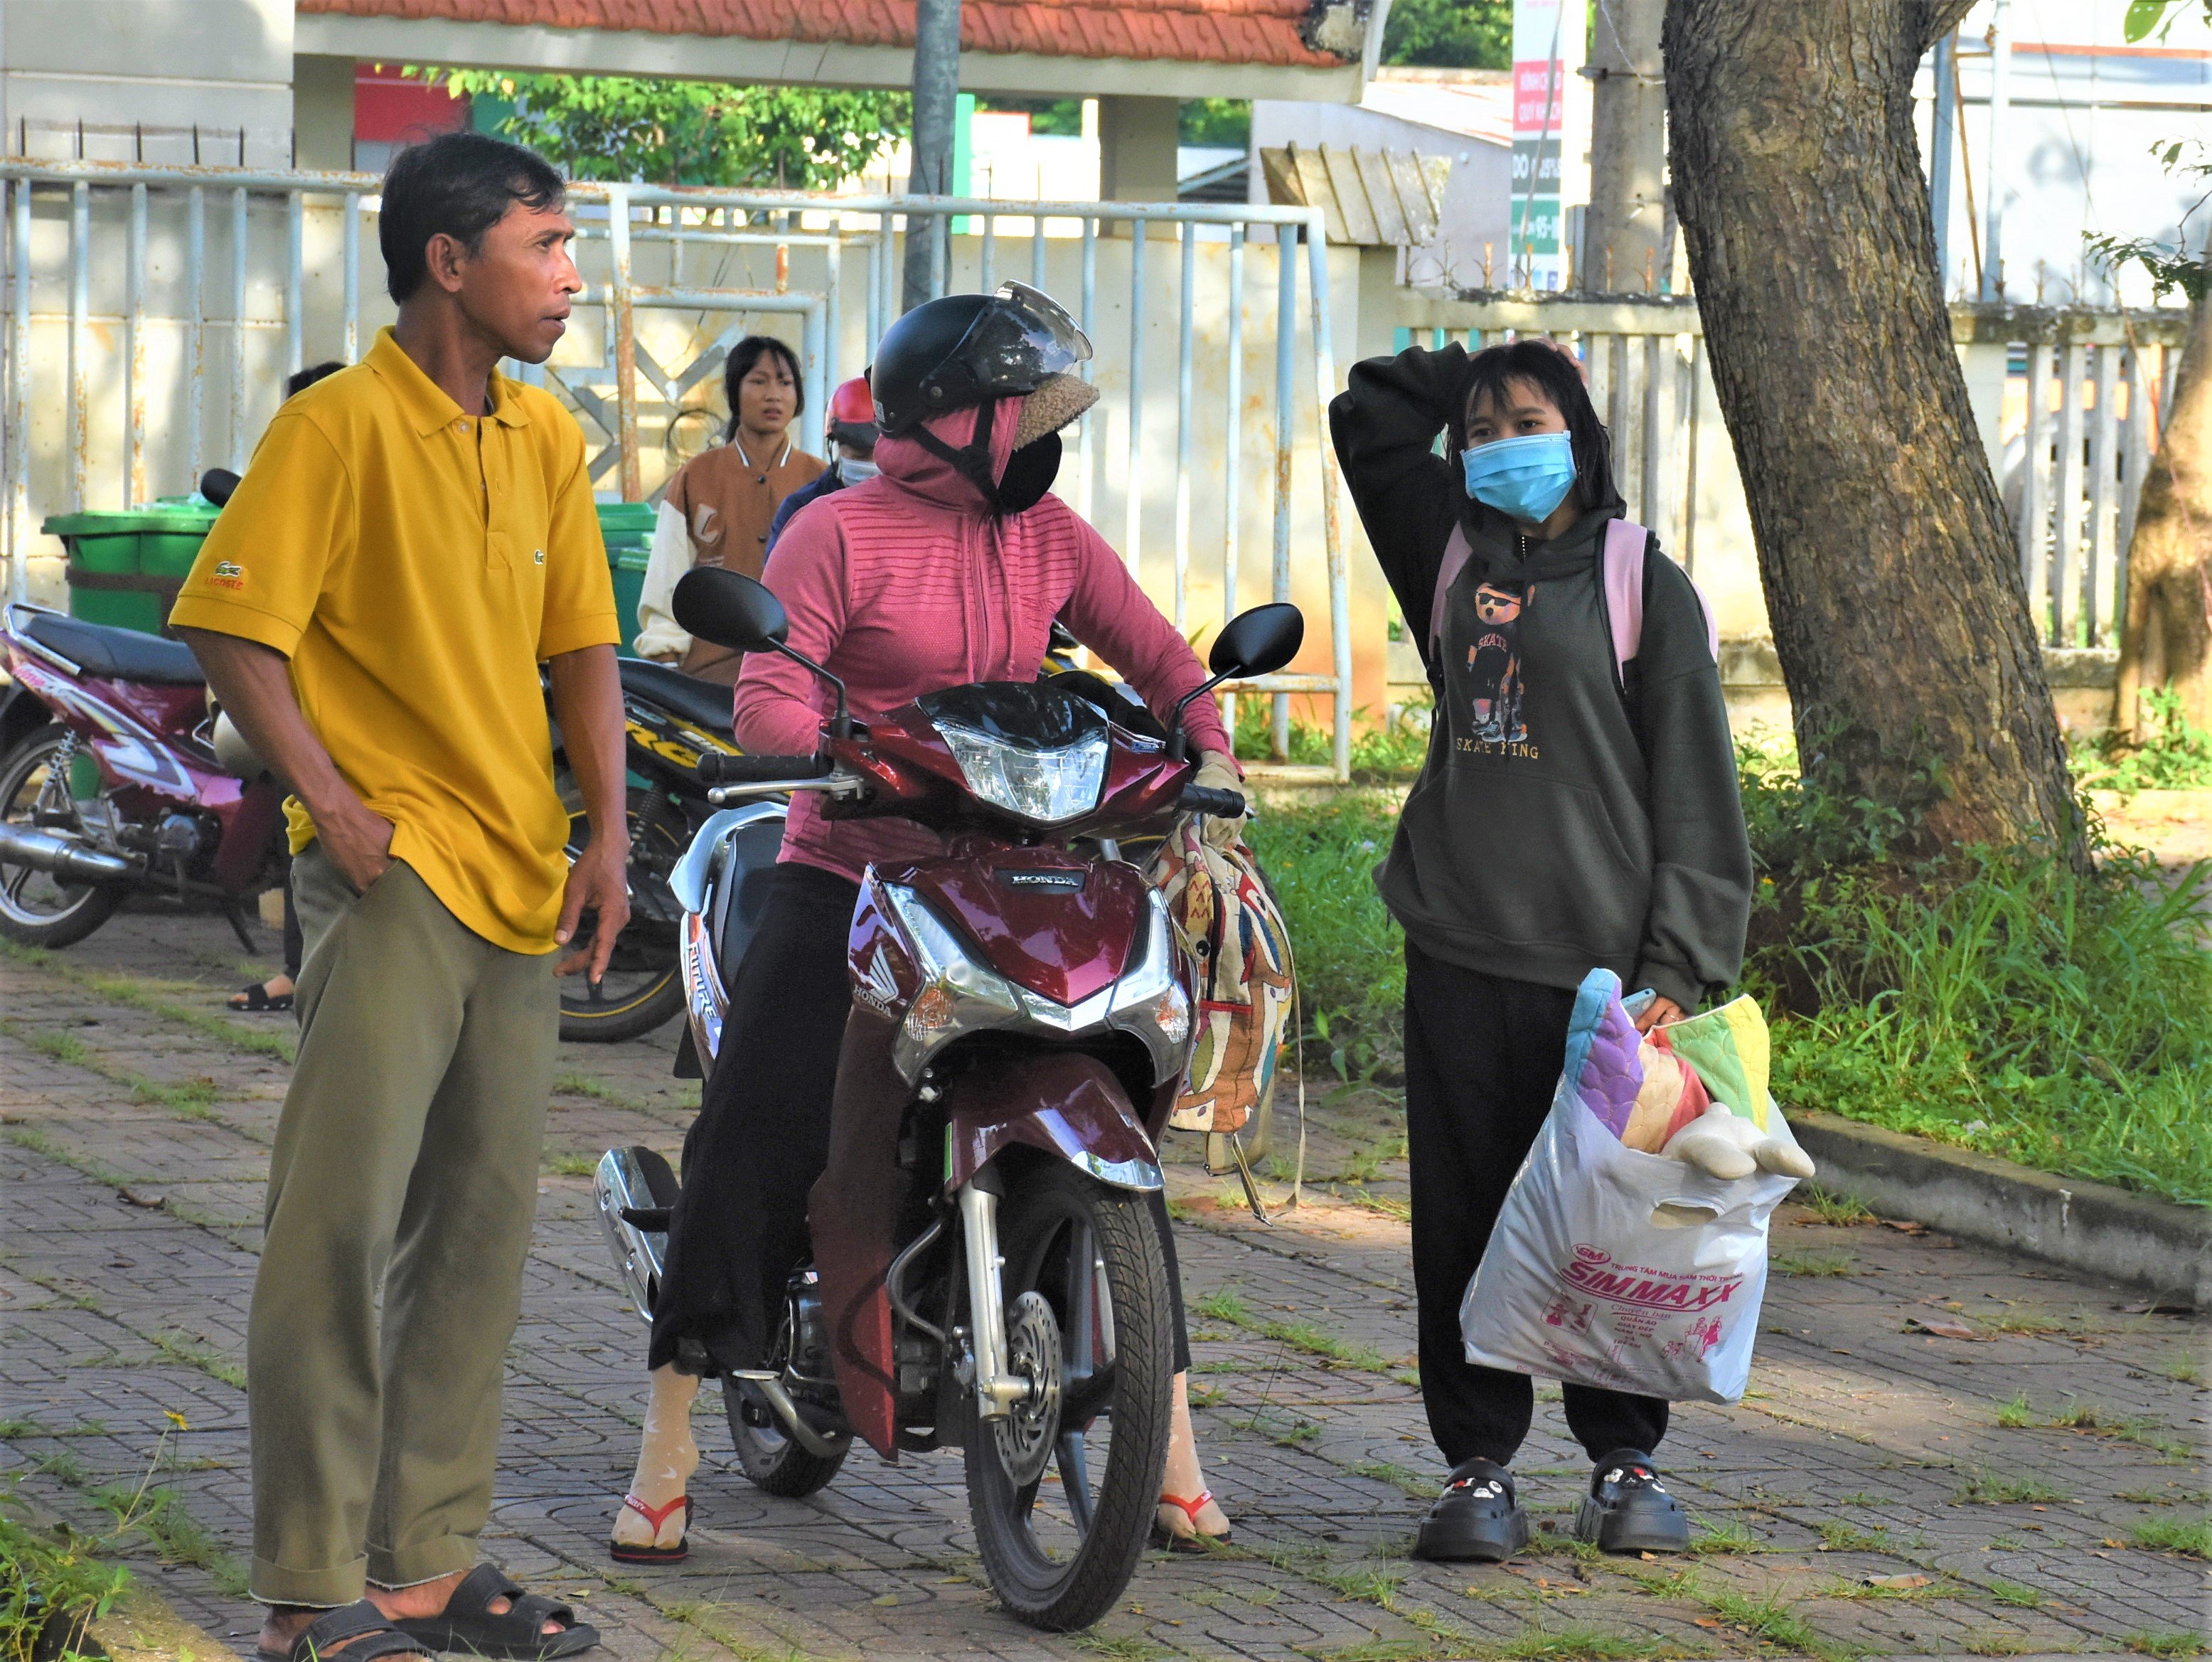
[697,752,826,784]
[1179,784,1249,819]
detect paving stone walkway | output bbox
[2,907,2206,1661]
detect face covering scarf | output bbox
[1461,430,1578,524]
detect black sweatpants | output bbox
[1404,939,1667,1469]
[651,861,1192,1376]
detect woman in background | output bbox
[634,335,823,683]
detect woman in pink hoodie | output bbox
[611,286,1246,1563]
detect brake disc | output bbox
[993,1290,1064,1488]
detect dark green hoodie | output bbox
[1329,342,1751,1012]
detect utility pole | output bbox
[1581,0,1664,292]
[1980,0,2012,302]
[902,0,963,314]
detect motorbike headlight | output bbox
[935,721,1108,826]
[882,883,1026,1078]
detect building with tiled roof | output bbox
[292,0,1376,99]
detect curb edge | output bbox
[1792,1109,2210,1309]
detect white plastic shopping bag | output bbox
[1458,1072,1801,1405]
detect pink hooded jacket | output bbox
[734,397,1236,883]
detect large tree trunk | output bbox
[2113,279,2212,740]
[1662,1,2083,863]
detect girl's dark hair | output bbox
[380,132,565,304]
[722,336,805,442]
[1453,339,1619,516]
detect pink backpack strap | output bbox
[1603,518,1719,680]
[1427,523,1476,659]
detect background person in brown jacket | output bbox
[634,334,824,683]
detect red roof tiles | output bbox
[298,0,1352,70]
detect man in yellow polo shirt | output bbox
[174,132,625,1662]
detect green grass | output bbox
[1189,1287,1391,1373]
[1244,728,2212,1205]
[1349,1460,1436,1499]
[1985,1578,2043,1609]
[1952,1466,2069,1506]
[2073,688,2212,794]
[543,1149,599,1178]
[1685,1520,1766,1555]
[1770,1250,1856,1277]
[0,1498,132,1662]
[1231,696,1431,783]
[1490,1626,1667,1661]
[2129,1513,2212,1557]
[147,1331,245,1391]
[1738,727,2212,1207]
[1244,793,1408,1077]
[1797,1186,1875,1227]
[2124,1633,2207,1658]
[1995,1393,2036,1427]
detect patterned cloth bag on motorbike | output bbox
[1145,816,1295,1167]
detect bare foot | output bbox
[257,1604,431,1662]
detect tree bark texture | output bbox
[1662,1,2081,861]
[2113,279,2212,740]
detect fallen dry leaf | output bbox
[1693,1618,1721,1629]
[116,1186,165,1209]
[1880,1218,1930,1235]
[1862,1573,1930,1590]
[1903,1316,1982,1340]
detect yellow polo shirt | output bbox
[171,328,619,954]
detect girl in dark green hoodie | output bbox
[1330,339,1751,1565]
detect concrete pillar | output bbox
[1098,96,1179,203]
[293,55,355,172]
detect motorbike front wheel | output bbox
[965,1161,1175,1632]
[0,724,127,949]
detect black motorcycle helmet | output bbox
[871,281,1091,435]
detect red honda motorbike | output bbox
[594,566,1299,1631]
[0,476,285,947]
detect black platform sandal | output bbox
[1573,1449,1689,1554]
[1414,1456,1529,1562]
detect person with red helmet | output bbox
[764,375,879,555]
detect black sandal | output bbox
[390,1565,599,1661]
[255,1600,429,1662]
[230,981,294,1013]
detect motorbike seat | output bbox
[617,656,736,736]
[23,612,205,686]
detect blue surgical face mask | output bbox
[1460,430,1578,524]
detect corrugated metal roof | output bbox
[1261,141,1448,245]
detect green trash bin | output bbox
[597,501,658,656]
[43,499,220,636]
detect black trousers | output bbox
[1404,939,1667,1469]
[651,861,1191,1375]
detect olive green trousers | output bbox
[247,844,557,1606]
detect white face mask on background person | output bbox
[836,457,880,483]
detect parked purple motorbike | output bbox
[0,471,285,948]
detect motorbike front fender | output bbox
[944,1051,1165,1195]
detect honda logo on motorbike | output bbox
[998,869,1084,890]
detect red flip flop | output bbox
[609,1493,692,1564]
[1152,1488,1231,1553]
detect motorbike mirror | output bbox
[1166,602,1306,762]
[1209,602,1303,679]
[674,566,788,652]
[199,468,240,508]
[672,565,855,740]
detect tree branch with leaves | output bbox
[409,70,909,192]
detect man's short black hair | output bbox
[379,132,565,304]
